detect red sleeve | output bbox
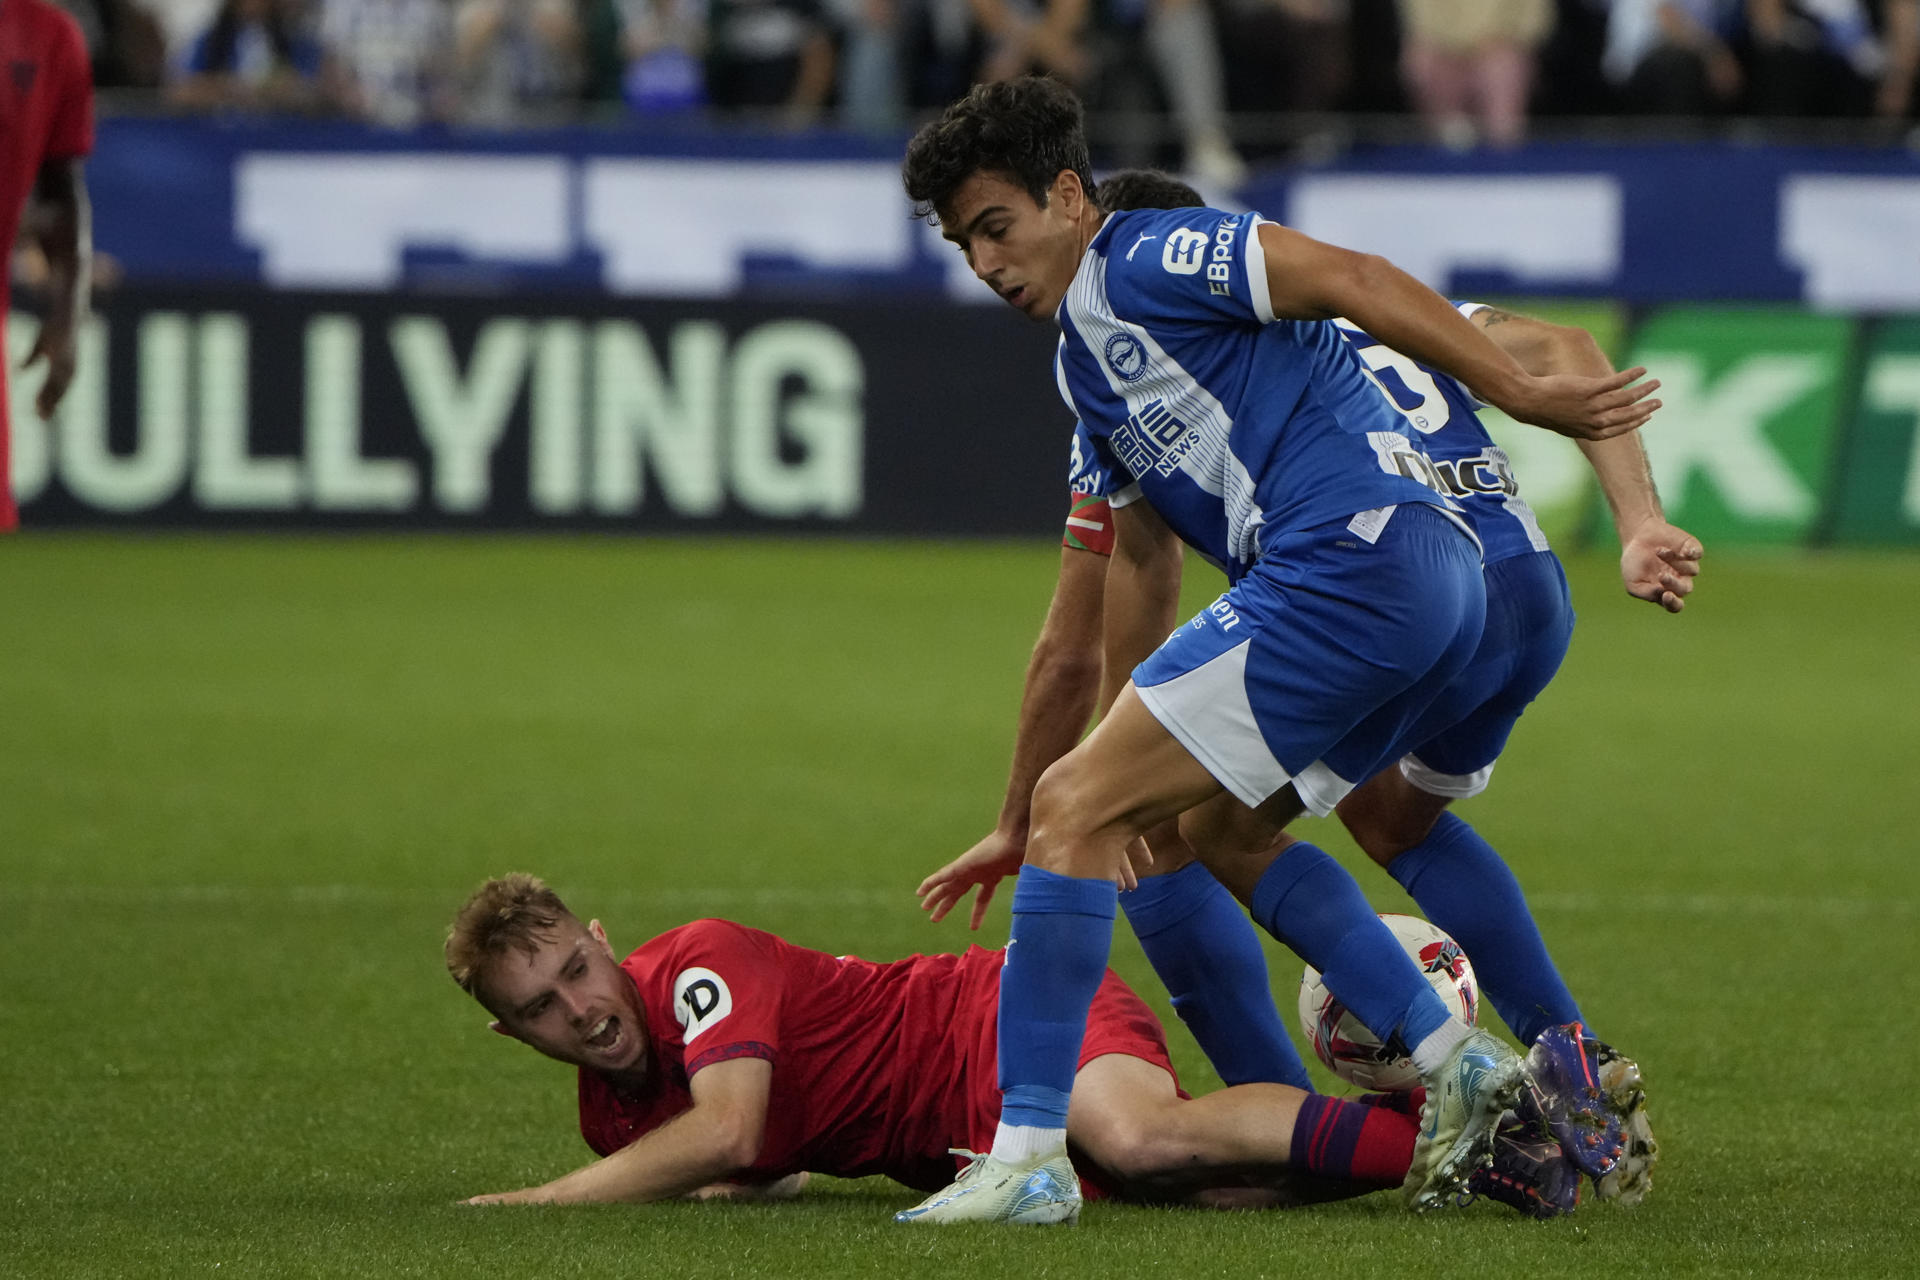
[1062,490,1115,556]
[667,921,786,1077]
[42,11,94,160]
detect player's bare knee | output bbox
[1337,778,1441,866]
[1027,759,1116,874]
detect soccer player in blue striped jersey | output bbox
[922,167,1687,1210]
[897,80,1663,1226]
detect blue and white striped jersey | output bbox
[1335,306,1550,565]
[1052,206,1457,582]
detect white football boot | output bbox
[894,1148,1081,1225]
[1404,1028,1526,1211]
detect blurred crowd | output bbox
[60,0,1920,165]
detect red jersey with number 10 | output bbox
[576,919,1175,1192]
[0,0,93,531]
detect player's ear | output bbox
[588,918,613,956]
[1055,169,1087,219]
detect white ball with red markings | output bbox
[1297,913,1478,1092]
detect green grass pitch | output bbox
[2,535,1917,1277]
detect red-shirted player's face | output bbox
[486,919,650,1077]
[939,170,1096,321]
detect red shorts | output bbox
[954,965,1182,1199]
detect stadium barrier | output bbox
[9,291,1920,546]
[6,287,1062,533]
[84,118,1920,308]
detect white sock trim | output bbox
[990,1122,1067,1165]
[1410,1017,1477,1076]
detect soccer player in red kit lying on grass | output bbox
[445,875,1581,1219]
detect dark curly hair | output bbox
[901,77,1096,223]
[1095,169,1205,213]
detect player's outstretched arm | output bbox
[1471,308,1704,612]
[919,545,1111,928]
[461,1058,773,1206]
[1255,223,1660,442]
[21,159,91,422]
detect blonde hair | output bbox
[445,873,577,1009]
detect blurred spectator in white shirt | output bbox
[319,0,457,124]
[453,0,582,121]
[1398,0,1554,146]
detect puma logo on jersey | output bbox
[1127,232,1157,261]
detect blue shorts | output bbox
[1394,550,1575,798]
[1132,504,1486,816]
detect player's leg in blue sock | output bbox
[1386,811,1584,1046]
[1122,861,1313,1089]
[993,864,1118,1161]
[1248,842,1461,1063]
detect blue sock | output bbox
[996,865,1119,1130]
[1387,812,1584,1046]
[1249,843,1454,1052]
[1122,862,1314,1090]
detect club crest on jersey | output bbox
[672,967,734,1043]
[1162,229,1208,275]
[1111,398,1202,480]
[1104,332,1149,383]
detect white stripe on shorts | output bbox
[1400,753,1497,799]
[1134,640,1357,816]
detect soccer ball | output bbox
[1297,913,1478,1092]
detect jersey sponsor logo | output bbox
[1162,229,1208,275]
[1111,398,1203,480]
[672,967,734,1043]
[1104,332,1149,383]
[1207,216,1244,297]
[1432,447,1521,500]
[1379,440,1451,497]
[1127,232,1158,261]
[1207,597,1241,630]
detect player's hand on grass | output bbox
[1504,368,1661,441]
[1620,521,1703,613]
[688,1172,810,1202]
[461,1187,544,1206]
[919,829,1026,930]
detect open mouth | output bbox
[585,1015,621,1054]
[1002,285,1027,309]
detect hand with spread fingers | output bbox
[1621,522,1704,613]
[1502,367,1663,442]
[919,829,1026,930]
